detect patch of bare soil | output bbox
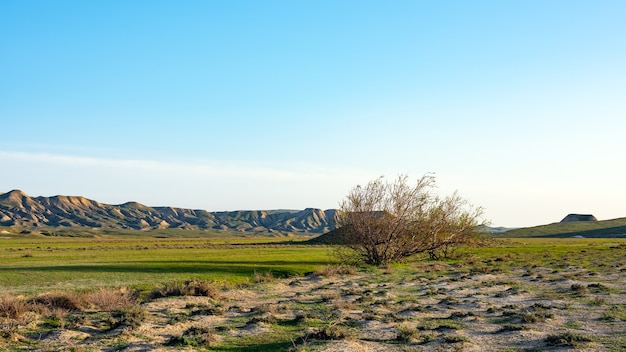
[2,263,626,351]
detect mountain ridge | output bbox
[0,190,337,234]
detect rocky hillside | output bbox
[0,190,337,234]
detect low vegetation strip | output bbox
[0,237,335,295]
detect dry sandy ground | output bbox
[2,262,626,351]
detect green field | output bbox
[0,235,336,295]
[2,233,625,295]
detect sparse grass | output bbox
[444,333,471,343]
[495,324,531,333]
[418,318,462,331]
[110,305,146,330]
[545,332,592,347]
[314,264,356,277]
[563,321,582,329]
[395,324,420,343]
[165,326,217,347]
[600,305,626,321]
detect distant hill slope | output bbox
[499,218,626,238]
[0,190,337,234]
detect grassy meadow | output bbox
[1,232,625,351]
[1,233,625,295]
[0,234,335,295]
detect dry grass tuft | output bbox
[0,295,29,319]
[314,264,356,277]
[86,288,136,311]
[149,280,221,299]
[253,271,276,283]
[31,292,83,311]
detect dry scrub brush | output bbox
[336,174,485,265]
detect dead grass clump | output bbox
[86,288,135,311]
[31,292,83,311]
[321,291,340,302]
[303,324,351,341]
[43,308,70,329]
[188,303,225,316]
[183,279,220,298]
[149,280,220,299]
[570,284,588,295]
[247,313,277,325]
[253,271,276,283]
[164,326,217,347]
[0,295,29,319]
[314,264,356,277]
[252,302,288,314]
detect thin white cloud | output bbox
[0,150,359,181]
[0,150,372,211]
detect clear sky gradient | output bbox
[1,1,625,227]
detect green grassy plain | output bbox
[1,233,625,296]
[0,235,336,295]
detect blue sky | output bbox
[1,0,625,227]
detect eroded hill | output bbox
[0,190,337,234]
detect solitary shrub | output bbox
[336,175,484,266]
